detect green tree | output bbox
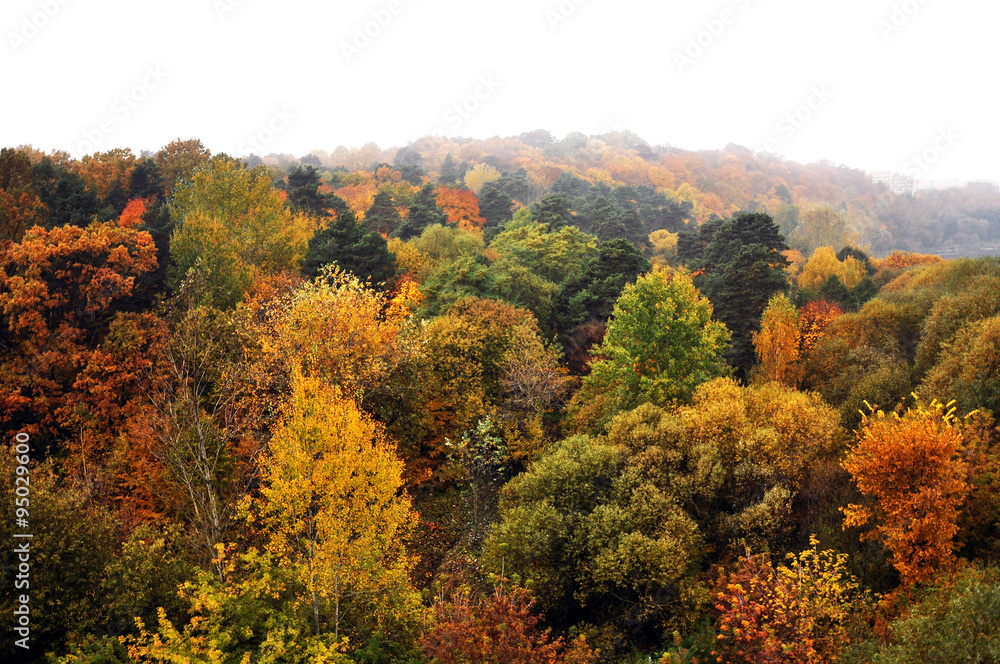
[395,183,447,240]
[694,211,790,377]
[490,219,597,285]
[439,153,460,187]
[570,268,730,432]
[31,156,102,227]
[558,238,651,328]
[167,157,311,308]
[841,566,1000,664]
[301,208,396,284]
[531,193,573,229]
[478,183,515,228]
[286,164,339,217]
[365,190,402,235]
[483,433,704,649]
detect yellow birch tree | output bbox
[252,367,418,644]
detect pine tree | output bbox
[301,208,396,284]
[395,184,448,240]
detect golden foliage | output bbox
[754,293,803,388]
[251,367,418,640]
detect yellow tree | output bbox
[252,367,418,642]
[798,246,844,291]
[754,293,803,388]
[842,400,971,586]
[463,163,501,195]
[241,266,416,415]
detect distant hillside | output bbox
[277,131,1000,257]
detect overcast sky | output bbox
[2,0,996,182]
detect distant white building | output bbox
[915,178,966,191]
[967,180,1000,195]
[870,170,916,195]
[869,172,999,195]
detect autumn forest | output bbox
[2,132,1000,663]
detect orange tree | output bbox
[842,399,971,586]
[0,217,158,477]
[712,537,860,664]
[753,293,803,388]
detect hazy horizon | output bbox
[3,0,996,182]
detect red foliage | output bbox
[421,586,596,664]
[0,221,159,486]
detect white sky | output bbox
[2,0,996,182]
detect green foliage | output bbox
[682,212,790,376]
[490,218,598,286]
[168,156,310,308]
[365,190,401,235]
[571,268,730,432]
[841,566,1000,664]
[396,183,448,240]
[31,156,102,227]
[484,433,705,648]
[558,238,652,329]
[489,378,843,655]
[419,253,501,317]
[301,208,396,284]
[0,449,116,658]
[286,164,340,217]
[532,193,573,229]
[478,183,515,227]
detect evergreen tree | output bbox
[694,212,790,378]
[128,157,165,201]
[395,183,448,240]
[558,238,651,328]
[302,208,396,284]
[439,153,460,187]
[32,157,101,227]
[286,164,337,217]
[365,190,402,235]
[478,183,515,229]
[531,194,572,229]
